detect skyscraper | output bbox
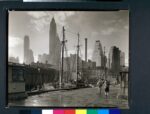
[92,40,104,67]
[24,35,29,63]
[49,17,61,69]
[120,52,125,67]
[24,35,34,64]
[49,17,57,55]
[108,46,120,75]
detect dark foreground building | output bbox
[8,62,59,93]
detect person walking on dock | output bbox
[97,78,104,95]
[104,80,110,99]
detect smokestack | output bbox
[85,38,87,62]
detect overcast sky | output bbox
[9,10,129,65]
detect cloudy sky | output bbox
[9,10,129,65]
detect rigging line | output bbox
[65,31,78,38]
[56,25,85,41]
[56,23,78,36]
[66,31,87,40]
[79,48,83,59]
[57,24,63,30]
[64,44,71,70]
[65,35,77,40]
[54,19,76,36]
[65,24,79,34]
[57,24,76,35]
[79,48,84,70]
[65,29,78,36]
[64,44,69,58]
[71,47,77,73]
[57,27,78,40]
[66,33,86,43]
[57,26,63,33]
[64,45,71,82]
[79,48,83,70]
[56,23,64,28]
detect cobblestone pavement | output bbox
[9,85,128,108]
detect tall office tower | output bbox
[92,40,104,67]
[108,46,121,75]
[120,51,125,67]
[24,35,34,64]
[24,35,29,64]
[49,17,61,69]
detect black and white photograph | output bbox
[8,10,129,108]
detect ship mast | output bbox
[60,26,65,89]
[76,33,80,87]
[104,46,106,80]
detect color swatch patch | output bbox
[30,108,121,114]
[87,109,98,114]
[76,109,87,114]
[53,110,64,114]
[42,110,53,114]
[98,109,109,114]
[109,109,121,114]
[64,109,75,114]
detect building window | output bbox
[12,68,24,82]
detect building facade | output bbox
[24,35,34,64]
[92,40,106,68]
[120,52,125,67]
[108,46,121,76]
[9,56,19,63]
[49,17,61,70]
[38,53,49,64]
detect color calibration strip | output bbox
[31,109,120,114]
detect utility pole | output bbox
[85,38,87,62]
[104,46,106,80]
[60,26,65,89]
[76,32,80,87]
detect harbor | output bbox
[8,11,129,108]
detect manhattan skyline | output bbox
[9,11,129,66]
